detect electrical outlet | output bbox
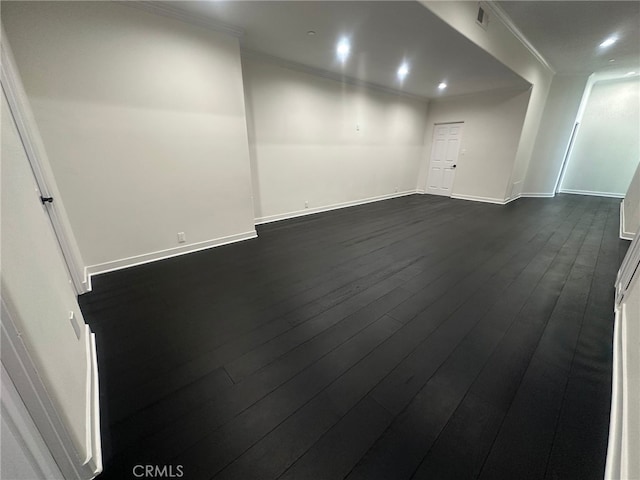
[356,124,361,131]
[395,186,399,193]
[177,232,186,243]
[305,201,309,209]
[69,311,81,340]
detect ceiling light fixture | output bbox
[397,63,410,80]
[626,71,638,76]
[599,36,618,48]
[438,82,447,90]
[307,30,316,36]
[336,38,351,62]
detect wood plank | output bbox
[81,194,621,480]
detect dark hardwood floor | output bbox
[80,193,628,480]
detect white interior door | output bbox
[1,37,86,293]
[426,123,463,196]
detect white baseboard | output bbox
[255,190,418,225]
[620,200,635,241]
[521,192,556,198]
[84,230,257,289]
[559,188,625,199]
[85,328,102,474]
[450,192,557,205]
[450,193,508,205]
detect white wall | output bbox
[608,230,640,478]
[2,2,256,274]
[622,162,640,240]
[523,74,589,194]
[421,1,554,200]
[242,56,429,221]
[1,93,90,465]
[418,88,531,203]
[1,367,64,480]
[560,77,640,197]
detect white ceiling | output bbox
[161,1,639,99]
[164,1,531,99]
[499,1,640,75]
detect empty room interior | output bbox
[2,1,640,479]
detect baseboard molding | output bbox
[84,230,257,289]
[559,188,625,199]
[1,297,101,479]
[450,193,508,205]
[521,192,556,198]
[620,200,635,241]
[87,330,102,475]
[255,190,418,225]
[450,192,557,205]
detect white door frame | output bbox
[425,121,464,197]
[554,120,581,194]
[1,30,88,294]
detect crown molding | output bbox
[241,48,430,102]
[123,1,245,38]
[483,1,556,75]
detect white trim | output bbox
[450,193,508,205]
[558,188,625,199]
[86,331,102,475]
[607,234,640,478]
[126,1,244,37]
[1,30,88,294]
[620,200,635,241]
[450,193,557,205]
[84,230,257,289]
[482,2,555,74]
[553,121,581,194]
[0,297,101,480]
[255,191,418,225]
[241,49,428,102]
[83,331,92,464]
[616,226,640,305]
[557,74,596,193]
[520,192,556,198]
[606,306,624,480]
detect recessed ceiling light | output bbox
[609,58,616,63]
[397,63,410,80]
[336,38,351,62]
[599,36,618,48]
[307,30,316,36]
[438,82,447,90]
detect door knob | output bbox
[40,196,54,204]
[452,165,457,168]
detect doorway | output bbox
[1,38,86,293]
[426,122,463,197]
